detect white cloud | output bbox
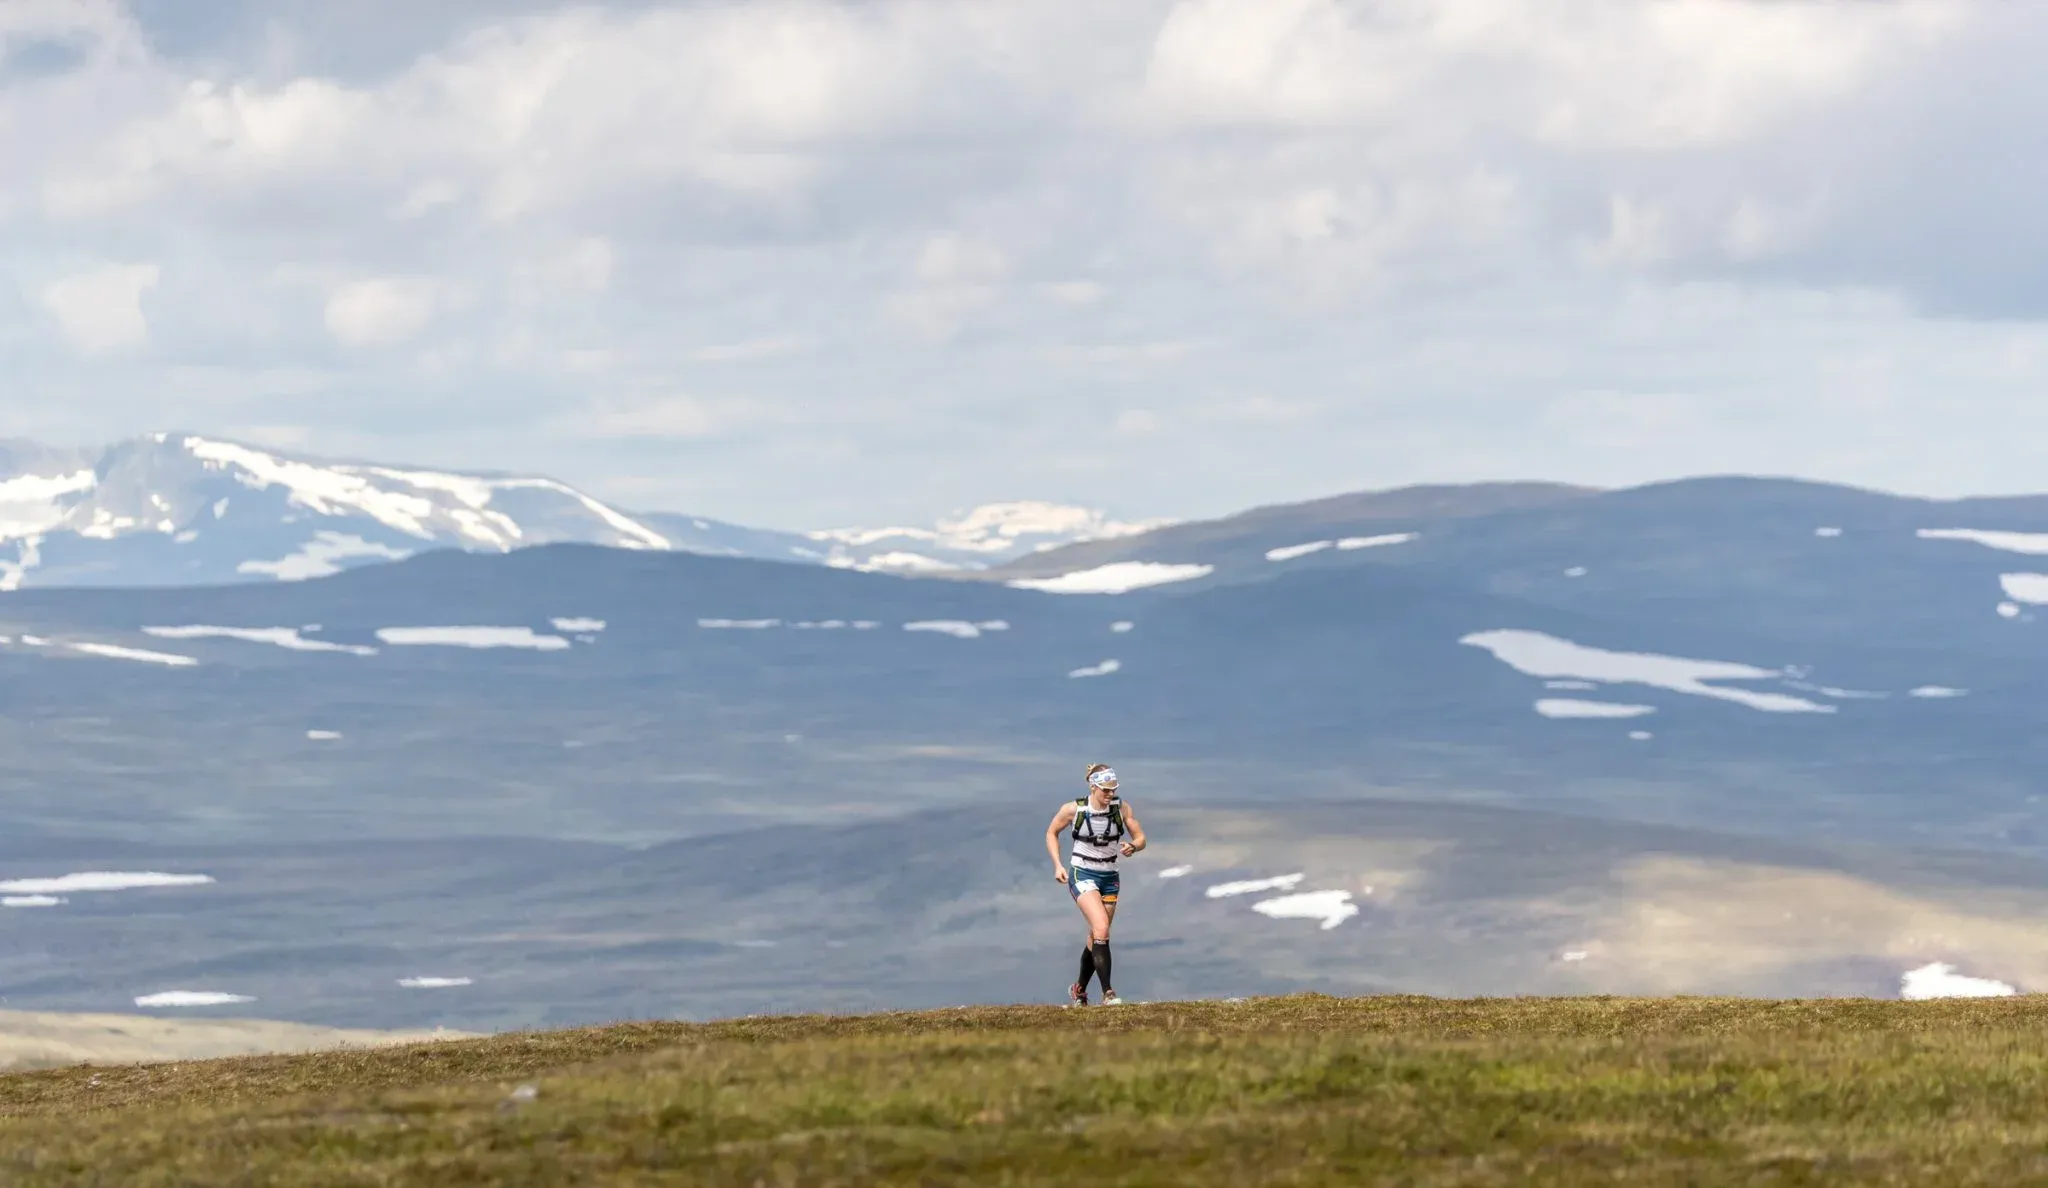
[1543,391,1705,451]
[0,1,2040,525]
[324,277,441,348]
[1041,280,1105,306]
[39,262,158,353]
[883,232,1011,341]
[567,394,723,440]
[690,335,815,363]
[1114,409,1163,436]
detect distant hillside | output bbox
[8,479,2048,1035]
[988,480,1593,585]
[0,434,1160,588]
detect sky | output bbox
[2,0,2046,530]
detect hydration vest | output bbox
[1072,796,1127,847]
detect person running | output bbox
[1047,762,1146,1006]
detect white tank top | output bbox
[1070,796,1124,872]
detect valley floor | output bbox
[0,1009,476,1074]
[5,994,2048,1185]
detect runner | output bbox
[1047,762,1146,1006]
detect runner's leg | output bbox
[1075,884,1111,944]
[1093,877,1118,993]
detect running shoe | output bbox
[1101,990,1124,1006]
[1067,982,1090,1007]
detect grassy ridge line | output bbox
[6,994,2048,1186]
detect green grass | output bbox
[7,994,2048,1185]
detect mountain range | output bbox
[0,434,1161,589]
[6,439,2048,1030]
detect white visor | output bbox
[1089,768,1118,788]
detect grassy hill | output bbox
[5,994,2048,1185]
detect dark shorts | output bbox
[1069,865,1120,905]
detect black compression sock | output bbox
[1092,941,1112,992]
[1077,945,1096,991]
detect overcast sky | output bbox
[2,1,2044,529]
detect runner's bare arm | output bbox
[1119,799,1147,856]
[1046,802,1077,879]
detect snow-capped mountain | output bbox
[798,501,1171,573]
[0,435,1159,589]
[0,434,780,589]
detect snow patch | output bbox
[2000,574,2048,605]
[70,642,199,667]
[1206,874,1305,899]
[491,478,671,550]
[1338,533,1418,550]
[551,617,606,634]
[1460,629,1833,714]
[1814,526,1843,538]
[814,502,1162,557]
[1158,865,1194,879]
[1008,562,1214,594]
[144,626,377,656]
[1545,680,1598,691]
[399,977,473,989]
[0,535,43,591]
[1564,566,1588,578]
[1068,658,1122,678]
[0,471,97,541]
[0,872,214,894]
[134,991,254,1008]
[185,437,443,537]
[1110,621,1134,633]
[76,508,139,540]
[306,730,343,740]
[0,468,96,508]
[1629,730,1654,741]
[699,619,780,629]
[1909,686,1969,699]
[904,620,987,639]
[1252,890,1358,930]
[1919,528,2048,555]
[376,627,570,651]
[851,551,962,573]
[1785,680,1889,701]
[1535,699,1657,720]
[3,895,64,908]
[239,531,412,581]
[1999,602,2023,619]
[1266,540,1332,562]
[1900,962,2015,1000]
